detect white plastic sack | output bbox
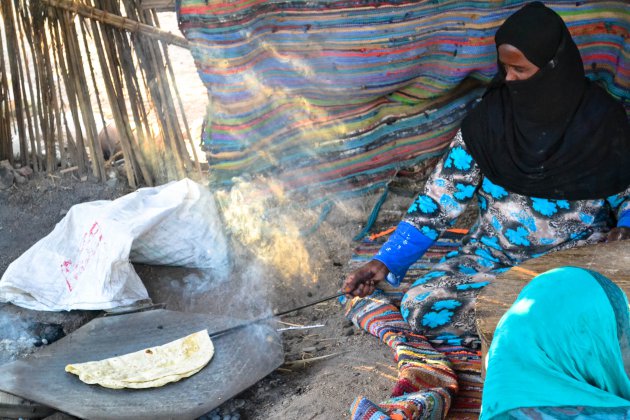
[0,178,230,311]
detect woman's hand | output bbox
[607,227,630,242]
[342,260,389,298]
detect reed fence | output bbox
[0,0,201,188]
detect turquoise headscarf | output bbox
[481,266,630,419]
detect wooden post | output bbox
[2,0,28,167]
[40,0,190,49]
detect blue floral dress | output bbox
[374,131,630,342]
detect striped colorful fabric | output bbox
[178,1,629,200]
[343,228,482,419]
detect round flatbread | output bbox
[65,329,214,389]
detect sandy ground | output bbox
[0,13,470,419]
[0,169,424,419]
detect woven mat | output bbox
[348,227,482,419]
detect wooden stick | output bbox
[2,0,27,167]
[79,16,110,167]
[105,0,153,185]
[40,0,190,49]
[17,7,43,172]
[52,18,86,173]
[38,16,59,173]
[14,3,35,169]
[0,30,10,161]
[138,0,177,11]
[63,10,107,180]
[135,12,187,180]
[89,8,138,187]
[60,165,79,174]
[152,10,203,177]
[20,13,46,167]
[282,351,347,368]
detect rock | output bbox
[0,160,14,189]
[342,326,354,336]
[14,173,27,184]
[16,166,33,177]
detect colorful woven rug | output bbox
[177,0,629,202]
[344,228,482,419]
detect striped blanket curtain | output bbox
[177,0,629,200]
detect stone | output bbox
[14,173,27,184]
[0,161,14,189]
[16,166,33,177]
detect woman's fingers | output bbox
[343,260,389,297]
[343,270,371,295]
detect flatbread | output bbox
[65,329,214,389]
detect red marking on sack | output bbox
[61,222,104,292]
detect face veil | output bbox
[461,1,630,200]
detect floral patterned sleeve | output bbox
[373,131,481,286]
[607,185,630,228]
[402,131,482,236]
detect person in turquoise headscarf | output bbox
[482,266,630,419]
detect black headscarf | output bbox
[461,1,630,200]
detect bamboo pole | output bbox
[3,0,28,167]
[145,37,187,177]
[139,7,190,178]
[14,28,36,169]
[122,0,169,181]
[0,22,12,161]
[40,0,189,49]
[51,27,75,170]
[21,3,46,165]
[152,10,202,177]
[138,0,177,11]
[28,7,59,173]
[104,0,153,184]
[14,0,39,170]
[61,9,107,180]
[16,5,43,171]
[78,16,111,166]
[123,0,187,182]
[89,9,139,187]
[52,17,87,173]
[42,28,63,173]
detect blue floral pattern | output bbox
[432,299,462,310]
[422,310,453,328]
[396,131,630,338]
[444,146,473,170]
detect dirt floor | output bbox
[0,167,438,420]
[0,13,473,417]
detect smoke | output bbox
[216,177,317,284]
[0,311,38,364]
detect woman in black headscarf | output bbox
[344,1,630,342]
[341,3,629,419]
[462,0,630,202]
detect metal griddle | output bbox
[0,309,284,420]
